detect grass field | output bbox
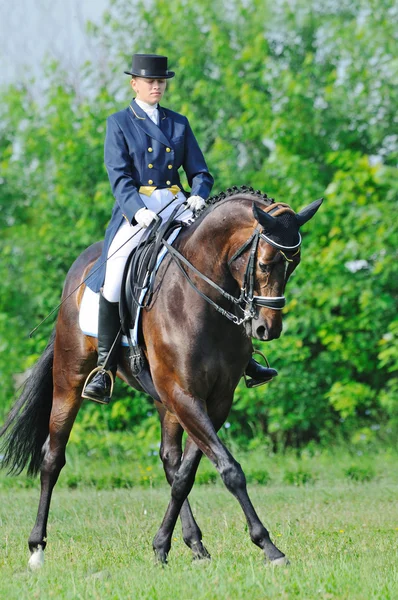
[1,464,398,599]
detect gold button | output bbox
[148,163,153,168]
[166,147,171,152]
[148,179,153,184]
[168,164,172,169]
[166,180,171,185]
[148,147,153,152]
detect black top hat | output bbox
[124,54,175,79]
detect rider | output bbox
[83,53,276,404]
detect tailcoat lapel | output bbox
[128,99,172,147]
[159,106,175,144]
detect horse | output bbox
[0,187,322,570]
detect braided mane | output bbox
[192,185,275,222]
[206,185,274,207]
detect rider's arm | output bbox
[182,119,214,201]
[104,115,145,224]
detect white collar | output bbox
[135,98,159,113]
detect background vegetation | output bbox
[0,0,397,453]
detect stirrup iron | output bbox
[243,350,273,389]
[82,366,115,403]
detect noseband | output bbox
[227,225,301,315]
[163,215,301,326]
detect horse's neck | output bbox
[179,199,254,285]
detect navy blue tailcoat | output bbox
[87,99,214,292]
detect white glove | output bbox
[187,195,206,211]
[135,207,157,228]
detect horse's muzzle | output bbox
[251,316,282,341]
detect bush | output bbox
[246,469,271,485]
[344,465,375,483]
[283,469,317,486]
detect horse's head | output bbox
[228,197,323,341]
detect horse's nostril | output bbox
[256,326,267,339]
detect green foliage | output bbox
[246,468,271,486]
[0,0,397,449]
[344,464,376,483]
[283,468,317,486]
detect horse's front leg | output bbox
[156,389,287,565]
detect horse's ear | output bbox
[296,198,323,227]
[252,203,277,231]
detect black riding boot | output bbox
[82,292,121,405]
[245,357,278,388]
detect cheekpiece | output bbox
[124,54,175,79]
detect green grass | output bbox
[1,442,398,597]
[1,479,398,599]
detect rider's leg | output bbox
[82,220,142,404]
[244,357,278,387]
[81,291,121,404]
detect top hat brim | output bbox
[124,70,175,79]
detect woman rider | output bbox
[82,53,276,404]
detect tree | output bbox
[1,0,397,446]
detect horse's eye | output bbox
[259,263,271,273]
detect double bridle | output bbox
[163,215,301,326]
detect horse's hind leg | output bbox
[28,332,93,569]
[157,405,210,560]
[153,435,203,563]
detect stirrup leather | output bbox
[82,366,115,400]
[243,350,273,388]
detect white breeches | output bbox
[103,190,191,302]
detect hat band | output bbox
[133,69,170,77]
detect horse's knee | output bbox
[219,460,246,493]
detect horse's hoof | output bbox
[269,556,290,567]
[153,549,168,566]
[192,554,211,565]
[192,548,211,562]
[28,545,45,571]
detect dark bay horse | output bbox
[0,188,322,569]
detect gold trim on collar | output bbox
[129,105,145,120]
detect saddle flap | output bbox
[119,211,185,342]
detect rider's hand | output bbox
[135,207,157,228]
[187,195,206,211]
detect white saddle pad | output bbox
[79,227,182,346]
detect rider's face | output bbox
[130,77,167,105]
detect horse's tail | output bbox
[0,330,55,476]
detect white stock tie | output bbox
[147,109,159,125]
[135,99,159,125]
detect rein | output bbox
[162,209,298,326]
